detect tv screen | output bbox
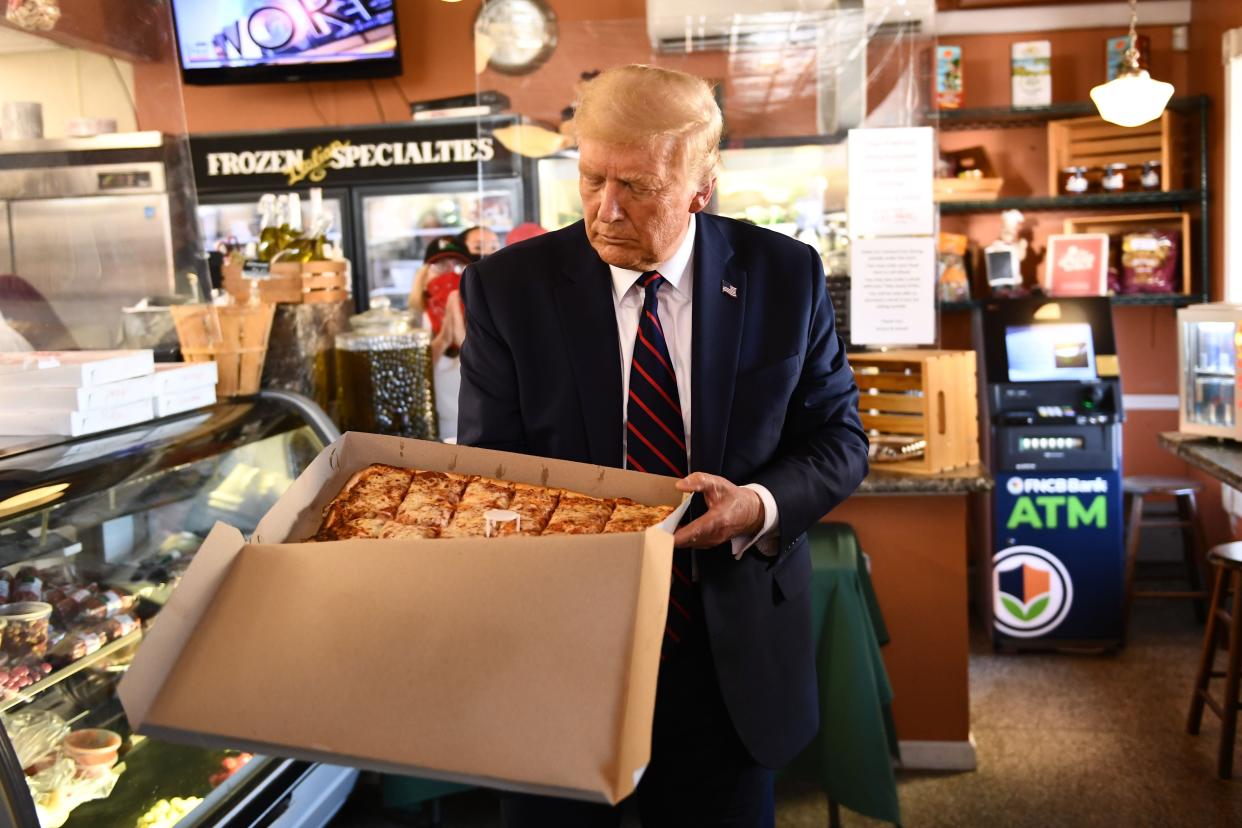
[1004,323,1097,382]
[172,0,400,85]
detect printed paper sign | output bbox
[849,237,937,345]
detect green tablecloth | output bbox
[785,522,901,825]
[385,522,900,823]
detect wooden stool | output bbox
[1123,476,1209,638]
[1186,542,1242,778]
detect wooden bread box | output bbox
[223,259,350,305]
[852,349,980,475]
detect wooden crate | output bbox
[934,177,1004,202]
[1062,211,1192,295]
[170,303,275,397]
[1046,110,1183,194]
[852,349,979,475]
[223,259,350,305]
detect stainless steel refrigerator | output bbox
[0,132,183,350]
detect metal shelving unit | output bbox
[940,293,1201,312]
[935,95,1210,306]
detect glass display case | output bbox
[0,394,355,827]
[1178,304,1242,438]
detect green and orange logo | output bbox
[993,546,1074,638]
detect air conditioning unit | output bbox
[646,0,932,54]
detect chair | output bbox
[1186,541,1242,778]
[1122,476,1209,638]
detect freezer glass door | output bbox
[1183,320,1238,428]
[0,400,329,827]
[196,195,346,257]
[358,184,518,310]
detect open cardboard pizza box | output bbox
[119,432,690,804]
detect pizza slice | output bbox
[543,492,616,535]
[395,470,472,532]
[317,464,414,538]
[441,476,515,538]
[314,515,391,542]
[378,521,439,540]
[602,499,677,534]
[492,483,561,537]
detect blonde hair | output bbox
[571,64,722,186]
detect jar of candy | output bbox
[1140,160,1162,190]
[1061,166,1089,195]
[1102,163,1128,193]
[334,298,437,440]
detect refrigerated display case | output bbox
[1178,304,1242,437]
[0,393,356,827]
[356,180,519,310]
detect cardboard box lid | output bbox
[121,434,689,804]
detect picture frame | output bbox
[1045,233,1110,296]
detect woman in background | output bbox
[409,236,472,441]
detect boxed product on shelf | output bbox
[0,373,155,412]
[120,432,691,805]
[0,398,154,437]
[154,384,218,418]
[152,362,218,395]
[935,45,963,109]
[0,350,154,388]
[1011,40,1052,108]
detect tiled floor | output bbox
[331,596,1241,828]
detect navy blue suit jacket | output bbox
[458,213,869,768]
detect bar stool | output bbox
[1122,476,1209,638]
[1186,541,1242,778]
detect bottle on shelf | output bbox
[255,193,278,262]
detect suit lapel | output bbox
[691,214,746,477]
[551,225,623,467]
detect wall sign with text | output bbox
[190,119,519,192]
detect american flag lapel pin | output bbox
[721,281,738,299]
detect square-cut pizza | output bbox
[602,499,677,534]
[543,492,616,535]
[492,483,561,537]
[395,470,472,532]
[317,464,414,538]
[441,476,515,538]
[378,521,439,540]
[314,515,391,542]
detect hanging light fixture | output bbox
[1090,0,1174,127]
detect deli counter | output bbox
[0,393,354,828]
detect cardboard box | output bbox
[1011,40,1051,108]
[120,432,690,804]
[0,373,155,412]
[153,384,217,418]
[0,350,154,387]
[935,45,963,109]
[153,362,218,395]
[0,398,154,437]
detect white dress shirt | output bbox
[607,214,779,558]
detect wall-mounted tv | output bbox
[171,0,401,86]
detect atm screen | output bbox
[1005,323,1097,382]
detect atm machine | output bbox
[981,296,1126,650]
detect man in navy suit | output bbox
[458,64,868,827]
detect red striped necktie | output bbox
[625,271,694,653]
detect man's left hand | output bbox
[672,472,765,549]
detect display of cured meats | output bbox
[311,464,677,541]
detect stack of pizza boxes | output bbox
[121,432,689,804]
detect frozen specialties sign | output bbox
[190,121,518,192]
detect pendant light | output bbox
[1090,0,1174,127]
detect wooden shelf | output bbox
[938,189,1203,214]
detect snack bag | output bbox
[1121,230,1179,294]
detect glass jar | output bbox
[334,297,438,440]
[1140,160,1162,190]
[1101,163,1128,193]
[1061,166,1089,195]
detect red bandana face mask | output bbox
[424,271,462,335]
